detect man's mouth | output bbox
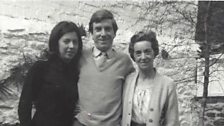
[140,62,149,65]
[99,39,107,41]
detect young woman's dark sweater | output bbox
[18,57,79,126]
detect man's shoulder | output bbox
[81,46,93,57]
[82,45,92,52]
[113,49,130,59]
[113,49,134,73]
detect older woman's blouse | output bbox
[132,78,154,124]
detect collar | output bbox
[92,47,114,59]
[136,67,157,79]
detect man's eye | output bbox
[105,27,112,31]
[95,27,101,31]
[135,51,141,55]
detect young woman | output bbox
[122,30,179,126]
[18,21,83,126]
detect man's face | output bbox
[92,19,116,52]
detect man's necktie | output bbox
[96,52,107,69]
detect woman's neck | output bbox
[62,59,71,64]
[139,68,156,80]
[59,57,71,64]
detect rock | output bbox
[0,99,19,125]
[7,29,25,33]
[206,124,214,126]
[214,119,224,126]
[217,113,224,117]
[206,112,216,117]
[214,107,223,111]
[161,49,169,59]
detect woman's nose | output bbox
[68,42,74,48]
[141,53,146,59]
[140,53,153,59]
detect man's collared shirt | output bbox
[92,47,114,60]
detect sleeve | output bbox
[74,100,81,117]
[125,55,135,76]
[164,82,180,126]
[18,61,45,126]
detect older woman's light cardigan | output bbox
[122,71,180,126]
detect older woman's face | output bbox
[58,32,79,62]
[133,41,155,71]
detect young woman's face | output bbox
[133,41,155,71]
[58,32,79,62]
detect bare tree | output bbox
[198,2,211,126]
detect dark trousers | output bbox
[131,121,146,126]
[73,119,86,126]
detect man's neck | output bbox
[93,47,113,57]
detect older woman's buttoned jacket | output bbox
[122,71,180,126]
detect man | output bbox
[74,9,134,126]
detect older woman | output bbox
[122,31,179,126]
[18,21,83,126]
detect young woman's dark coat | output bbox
[18,57,79,126]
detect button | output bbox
[149,119,153,123]
[87,113,92,118]
[128,113,131,115]
[127,124,129,126]
[129,101,132,104]
[150,108,154,111]
[87,113,92,120]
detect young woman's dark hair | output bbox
[48,21,83,67]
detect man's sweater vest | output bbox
[77,48,134,126]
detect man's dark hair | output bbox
[89,9,118,34]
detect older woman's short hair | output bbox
[89,9,118,34]
[129,30,159,61]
